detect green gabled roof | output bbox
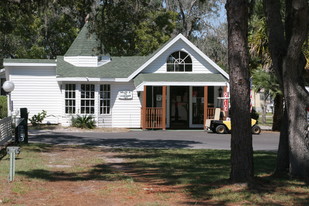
[4,58,56,64]
[133,73,227,87]
[56,56,150,78]
[65,23,103,56]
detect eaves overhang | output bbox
[134,73,229,91]
[3,62,57,67]
[55,77,129,82]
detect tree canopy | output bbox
[0,0,96,66]
[89,0,226,58]
[90,1,178,56]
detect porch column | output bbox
[162,86,167,130]
[142,86,147,130]
[204,86,208,129]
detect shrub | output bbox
[71,115,95,129]
[0,96,7,119]
[30,110,47,126]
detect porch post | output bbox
[142,86,147,130]
[204,86,208,129]
[162,86,167,130]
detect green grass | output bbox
[120,149,231,185]
[113,149,281,200]
[0,144,308,205]
[0,144,49,179]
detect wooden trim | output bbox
[162,86,167,130]
[142,86,147,129]
[204,86,208,129]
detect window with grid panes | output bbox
[166,51,192,72]
[65,84,76,114]
[81,84,95,114]
[100,84,110,114]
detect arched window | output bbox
[166,51,192,72]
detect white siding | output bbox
[64,56,98,67]
[59,82,141,128]
[97,115,112,127]
[111,82,141,128]
[8,66,62,124]
[143,39,220,74]
[61,114,112,128]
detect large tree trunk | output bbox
[226,0,253,183]
[283,0,309,181]
[272,93,283,131]
[265,0,309,181]
[284,54,309,180]
[273,108,289,177]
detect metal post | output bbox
[9,151,15,182]
[7,146,20,182]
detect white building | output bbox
[3,23,229,129]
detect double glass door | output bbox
[165,86,215,129]
[170,86,189,128]
[169,86,206,128]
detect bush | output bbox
[0,96,7,119]
[30,110,47,126]
[71,115,95,129]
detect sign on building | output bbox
[119,91,133,100]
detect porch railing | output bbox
[143,107,163,129]
[142,107,217,129]
[207,107,216,119]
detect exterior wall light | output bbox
[3,81,15,93]
[2,80,15,116]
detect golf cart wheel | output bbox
[252,125,261,135]
[215,125,227,134]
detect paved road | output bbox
[29,129,280,151]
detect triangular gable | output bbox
[128,34,229,81]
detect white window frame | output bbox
[99,84,111,115]
[166,51,193,72]
[80,84,95,114]
[64,84,76,114]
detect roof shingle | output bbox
[56,56,149,78]
[65,23,104,56]
[133,73,227,87]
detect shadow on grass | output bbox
[17,166,131,182]
[15,144,308,205]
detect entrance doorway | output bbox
[170,86,189,128]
